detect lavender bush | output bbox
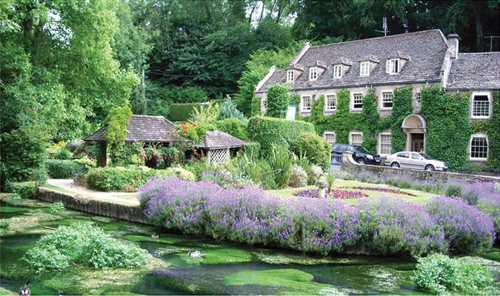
[427,195,495,254]
[357,196,446,257]
[476,192,500,231]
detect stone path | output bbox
[46,179,140,206]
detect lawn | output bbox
[268,179,434,205]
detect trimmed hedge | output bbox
[215,118,249,141]
[248,116,315,154]
[167,103,207,122]
[291,132,331,171]
[86,166,195,192]
[46,160,88,179]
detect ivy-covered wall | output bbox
[289,85,499,169]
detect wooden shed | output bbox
[198,130,247,165]
[84,115,186,167]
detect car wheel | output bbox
[358,158,366,165]
[391,162,400,168]
[425,164,435,171]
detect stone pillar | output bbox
[315,181,329,199]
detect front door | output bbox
[411,133,424,152]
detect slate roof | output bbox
[446,52,500,89]
[84,115,183,142]
[256,29,449,93]
[199,130,247,149]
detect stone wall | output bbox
[37,187,152,225]
[341,151,500,183]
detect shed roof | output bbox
[84,115,183,142]
[199,130,247,149]
[446,52,500,90]
[257,29,449,92]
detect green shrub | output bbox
[412,253,493,295]
[0,162,7,192]
[248,116,315,155]
[23,223,150,272]
[49,201,66,214]
[268,143,293,188]
[215,118,249,141]
[257,159,278,190]
[242,142,261,160]
[443,183,463,197]
[216,95,246,122]
[250,97,262,117]
[7,182,37,198]
[0,219,12,228]
[86,166,195,192]
[288,165,308,188]
[46,160,88,179]
[54,149,72,160]
[308,164,323,185]
[168,103,207,122]
[31,166,49,186]
[266,83,290,118]
[291,132,331,171]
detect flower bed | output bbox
[338,186,417,196]
[138,176,496,257]
[293,189,367,199]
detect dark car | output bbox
[331,144,381,165]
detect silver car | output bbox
[384,151,448,171]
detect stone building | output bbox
[255,29,500,165]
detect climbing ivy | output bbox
[421,86,471,169]
[488,90,500,167]
[361,90,379,153]
[391,86,413,153]
[266,83,290,118]
[103,105,133,166]
[310,95,327,135]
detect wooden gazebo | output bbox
[198,130,247,165]
[84,115,185,167]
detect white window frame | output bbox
[471,92,491,119]
[379,133,392,155]
[352,93,363,111]
[302,95,312,112]
[381,91,394,109]
[349,131,363,146]
[360,61,370,76]
[333,64,342,79]
[323,131,336,146]
[469,133,489,161]
[325,94,337,111]
[286,70,294,83]
[386,58,400,74]
[262,99,267,114]
[309,67,317,81]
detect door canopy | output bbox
[402,114,427,130]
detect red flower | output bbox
[191,146,194,149]
[254,134,258,136]
[193,124,196,127]
[195,153,199,156]
[164,137,167,139]
[182,122,187,125]
[184,130,188,133]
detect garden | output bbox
[1,95,500,295]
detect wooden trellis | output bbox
[207,148,230,165]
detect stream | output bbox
[1,198,499,295]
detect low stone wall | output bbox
[37,187,152,225]
[342,151,500,183]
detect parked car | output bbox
[331,144,381,165]
[384,151,448,171]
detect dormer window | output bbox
[309,67,317,80]
[360,61,370,76]
[386,58,400,74]
[287,70,294,83]
[333,64,342,79]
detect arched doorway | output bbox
[401,114,427,152]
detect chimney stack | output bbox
[447,34,460,59]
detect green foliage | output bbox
[291,132,332,171]
[0,219,12,228]
[362,91,379,153]
[216,95,246,122]
[328,89,363,144]
[169,103,208,122]
[6,182,37,199]
[215,118,249,141]
[421,86,472,169]
[308,165,324,185]
[54,149,72,160]
[250,97,262,117]
[266,83,291,118]
[391,86,413,153]
[488,90,500,167]
[46,160,88,179]
[248,116,315,155]
[24,223,150,272]
[31,166,49,187]
[1,125,49,181]
[86,166,195,192]
[188,101,219,126]
[257,159,278,190]
[0,162,7,192]
[49,201,66,215]
[103,105,133,166]
[326,169,337,191]
[309,95,327,136]
[412,253,493,295]
[242,142,261,160]
[268,143,294,188]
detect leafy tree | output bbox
[266,83,291,118]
